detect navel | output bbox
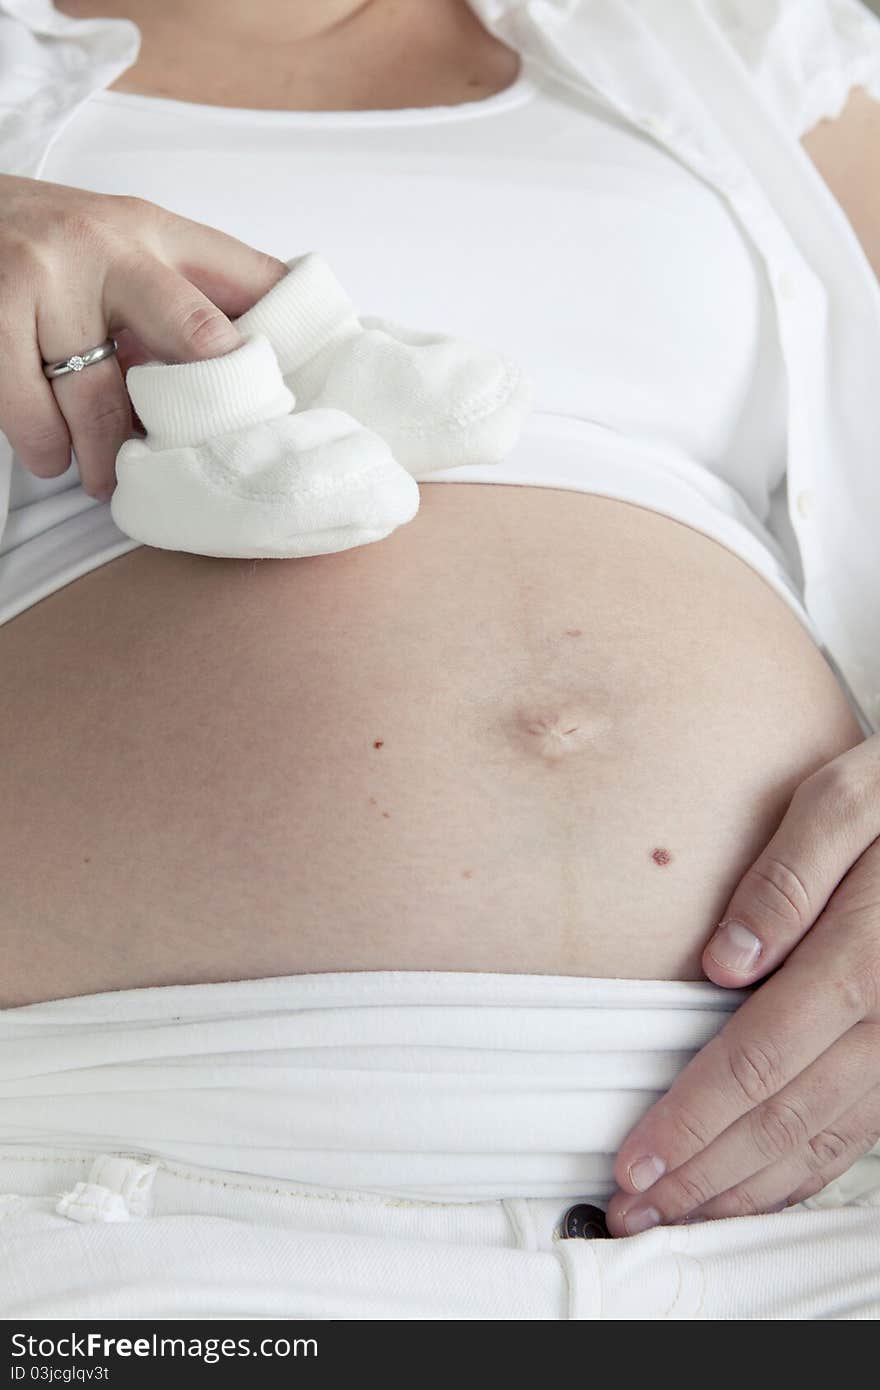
[510,700,612,762]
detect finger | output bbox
[113,326,155,379]
[103,195,288,347]
[112,328,154,436]
[38,294,133,501]
[606,1022,877,1234]
[103,249,246,365]
[613,904,868,1197]
[0,308,73,479]
[695,1077,880,1221]
[703,739,880,987]
[154,207,289,320]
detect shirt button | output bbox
[777,270,798,302]
[796,488,816,519]
[559,1203,610,1239]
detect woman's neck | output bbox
[117,1,370,43]
[55,1,427,47]
[51,0,518,112]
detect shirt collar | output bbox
[0,0,139,48]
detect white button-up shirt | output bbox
[2,0,880,730]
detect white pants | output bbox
[2,971,879,1318]
[0,1149,878,1319]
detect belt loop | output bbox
[502,1197,539,1251]
[554,1237,603,1320]
[56,1153,159,1224]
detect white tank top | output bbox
[0,58,808,629]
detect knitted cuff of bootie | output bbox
[234,253,361,390]
[125,333,294,449]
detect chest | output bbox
[43,74,786,488]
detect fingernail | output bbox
[623,1205,661,1236]
[628,1154,666,1192]
[707,920,762,974]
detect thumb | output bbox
[703,751,876,986]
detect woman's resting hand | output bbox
[607,732,880,1237]
[0,173,288,499]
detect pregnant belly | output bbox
[0,482,862,1006]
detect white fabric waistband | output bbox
[428,412,818,638]
[0,412,807,633]
[1,970,752,1200]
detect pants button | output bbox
[560,1203,610,1239]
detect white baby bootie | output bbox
[234,253,534,477]
[111,333,419,559]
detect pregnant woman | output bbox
[1,0,880,1319]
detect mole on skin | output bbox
[651,847,673,866]
[373,740,384,749]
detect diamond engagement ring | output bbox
[42,337,119,380]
